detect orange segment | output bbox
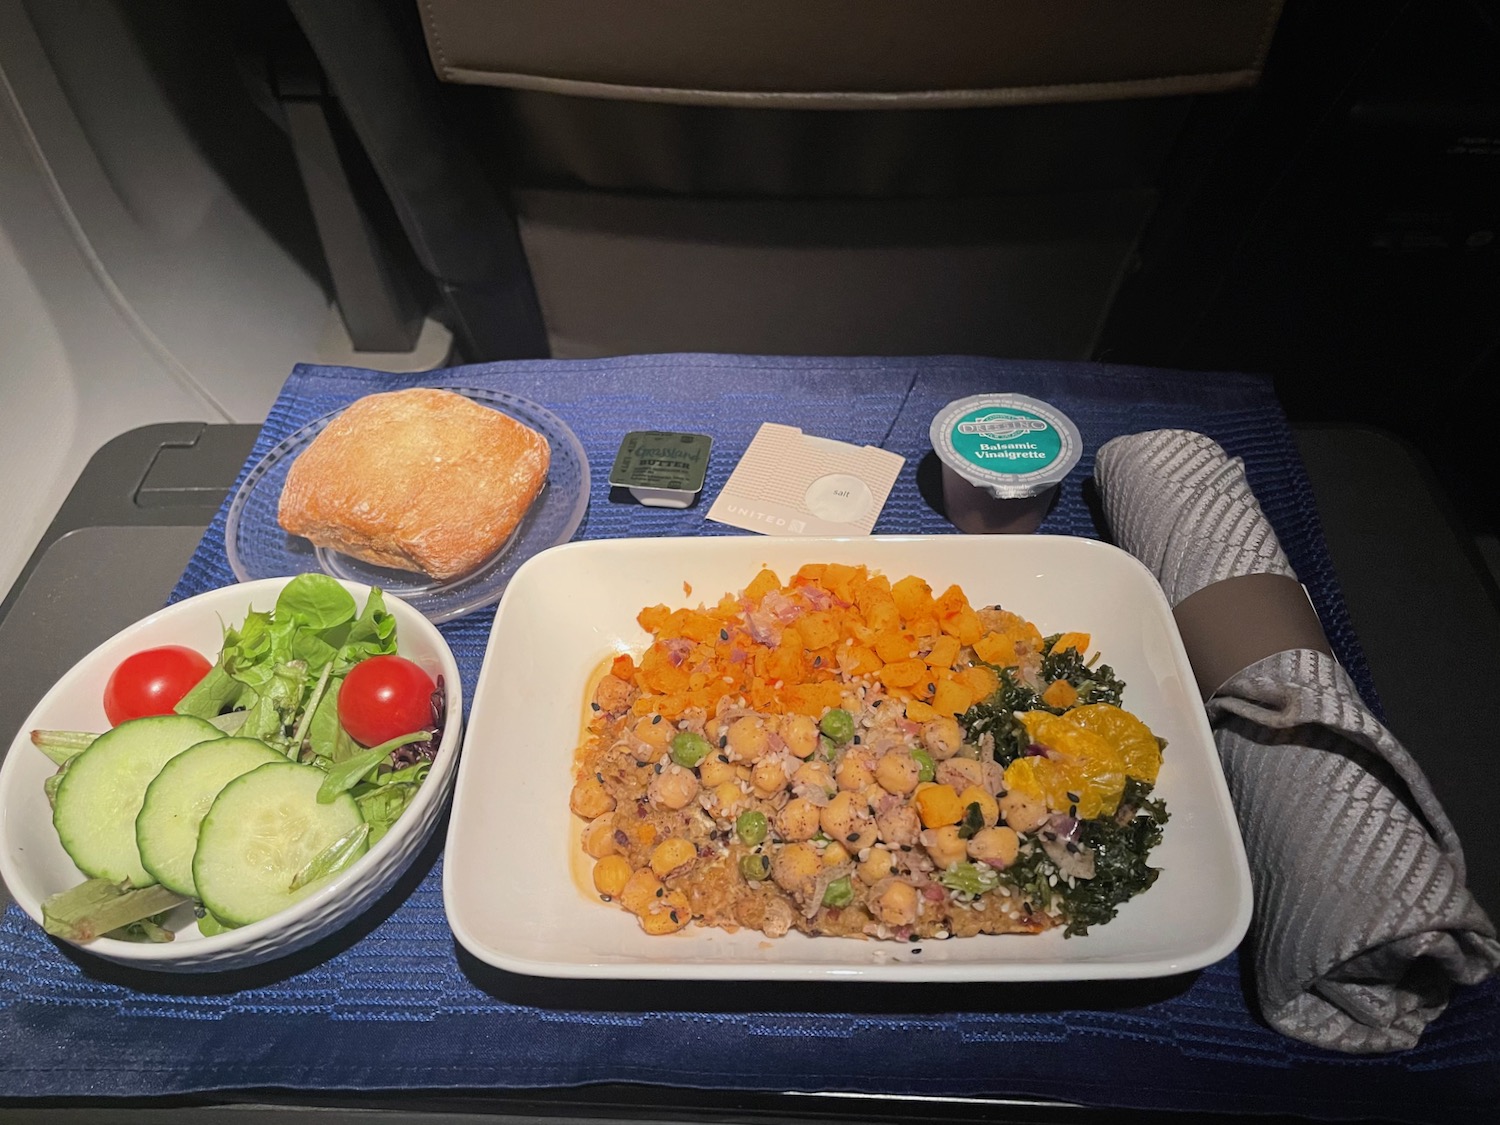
[1064,703,1162,784]
[1014,710,1127,818]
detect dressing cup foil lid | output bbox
[929,394,1083,499]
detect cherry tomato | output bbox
[103,645,212,726]
[338,655,436,747]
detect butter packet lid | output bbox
[609,431,713,508]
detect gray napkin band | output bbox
[1172,573,1333,701]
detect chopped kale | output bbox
[1060,780,1169,936]
[991,778,1169,937]
[1039,639,1126,706]
[958,667,1043,766]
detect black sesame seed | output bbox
[652,714,662,724]
[1041,831,1055,841]
[872,699,883,707]
[1065,842,1080,854]
[1066,791,1080,803]
[670,910,680,923]
[908,934,920,943]
[595,772,604,783]
[900,844,913,852]
[655,887,664,897]
[912,947,923,954]
[600,895,612,902]
[927,683,936,693]
[719,736,728,749]
[1069,804,1077,818]
[590,702,601,711]
[852,735,861,744]
[654,763,663,774]
[847,833,859,842]
[635,760,648,768]
[717,753,729,763]
[720,629,729,641]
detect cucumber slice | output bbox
[193,761,366,926]
[51,715,224,887]
[135,737,285,897]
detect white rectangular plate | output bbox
[444,535,1252,980]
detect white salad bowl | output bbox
[0,577,463,972]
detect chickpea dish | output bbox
[569,563,1169,942]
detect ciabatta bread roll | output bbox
[278,388,550,580]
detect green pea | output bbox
[739,853,771,881]
[735,810,769,846]
[822,875,855,908]
[911,746,936,782]
[819,708,855,745]
[669,731,711,768]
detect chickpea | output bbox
[936,758,984,790]
[871,879,920,925]
[792,759,834,794]
[648,764,699,810]
[569,776,615,820]
[771,842,822,894]
[821,841,852,866]
[699,754,736,787]
[922,825,968,869]
[835,748,876,792]
[958,785,999,827]
[858,846,895,885]
[592,674,635,716]
[776,797,821,841]
[819,791,868,842]
[633,715,671,748]
[592,855,632,897]
[618,868,664,915]
[639,890,691,934]
[751,756,791,798]
[581,815,619,858]
[779,713,820,759]
[967,826,1019,868]
[874,751,921,795]
[710,780,746,818]
[875,803,921,848]
[726,716,769,761]
[921,717,965,760]
[649,837,697,878]
[999,789,1049,833]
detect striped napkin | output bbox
[1094,429,1500,1053]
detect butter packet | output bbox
[609,430,713,508]
[706,423,904,536]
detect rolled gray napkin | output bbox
[1094,429,1500,1053]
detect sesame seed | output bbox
[652,714,662,724]
[590,702,601,711]
[720,629,729,641]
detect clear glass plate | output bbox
[226,388,590,623]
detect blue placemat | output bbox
[2,355,1495,1119]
